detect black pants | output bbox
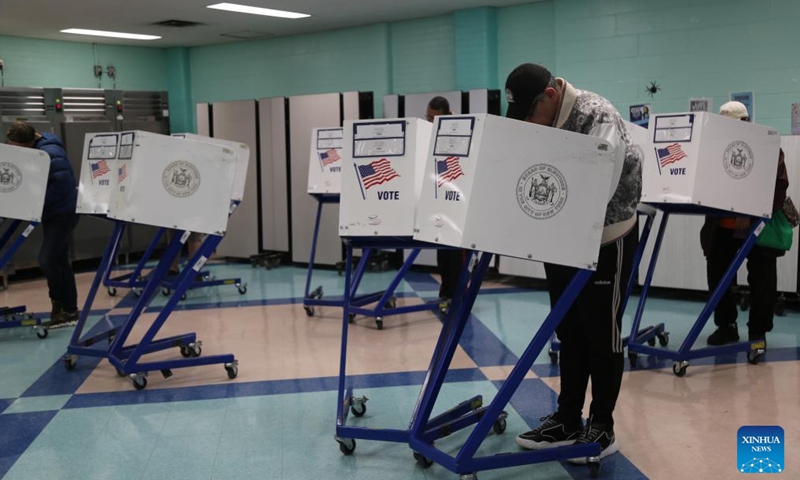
[39,213,80,312]
[544,227,637,428]
[707,228,776,338]
[437,249,464,299]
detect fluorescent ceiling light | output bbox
[207,3,310,19]
[61,29,161,41]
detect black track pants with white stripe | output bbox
[544,225,637,428]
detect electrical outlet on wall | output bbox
[106,66,116,78]
[94,65,103,77]
[0,59,4,71]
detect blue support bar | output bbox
[0,221,46,335]
[627,205,767,370]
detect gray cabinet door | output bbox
[258,98,289,254]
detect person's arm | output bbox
[587,122,626,201]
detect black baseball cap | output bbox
[505,63,554,120]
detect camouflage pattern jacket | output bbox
[554,78,643,244]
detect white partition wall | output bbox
[208,100,259,258]
[259,97,290,254]
[289,93,343,265]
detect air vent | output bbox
[220,30,273,40]
[151,19,205,28]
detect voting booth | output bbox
[628,112,781,377]
[340,118,432,236]
[307,127,344,195]
[103,131,237,235]
[642,112,780,217]
[66,131,241,389]
[0,144,51,337]
[336,114,618,477]
[0,144,49,222]
[415,114,615,269]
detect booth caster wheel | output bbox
[647,337,656,347]
[628,353,638,368]
[64,355,78,371]
[673,361,690,377]
[132,288,142,298]
[336,438,356,456]
[657,331,670,347]
[225,362,239,379]
[375,318,384,330]
[162,288,171,297]
[348,313,356,324]
[492,412,508,435]
[180,342,202,358]
[349,396,368,418]
[131,374,148,391]
[116,368,125,377]
[385,296,397,309]
[588,457,601,478]
[107,287,117,297]
[237,284,247,295]
[413,452,433,468]
[35,327,48,339]
[304,306,315,317]
[548,349,558,365]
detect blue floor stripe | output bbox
[0,411,58,478]
[531,345,800,378]
[492,379,648,479]
[21,356,103,398]
[63,367,486,410]
[457,314,520,367]
[0,399,12,415]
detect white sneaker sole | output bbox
[515,437,577,450]
[567,441,619,464]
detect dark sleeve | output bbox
[773,148,789,213]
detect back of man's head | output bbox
[719,101,750,122]
[427,96,451,114]
[6,121,37,145]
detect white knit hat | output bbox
[719,101,749,119]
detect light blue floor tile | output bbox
[26,407,116,454]
[4,394,72,414]
[160,401,227,437]
[77,437,156,480]
[100,403,172,443]
[211,448,283,480]
[142,434,220,480]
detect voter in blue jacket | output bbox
[7,121,80,328]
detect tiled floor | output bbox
[1,262,799,480]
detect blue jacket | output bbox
[34,133,78,220]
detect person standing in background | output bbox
[6,121,80,328]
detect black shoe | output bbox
[568,420,620,464]
[516,413,583,450]
[748,333,767,352]
[50,301,62,320]
[45,309,79,330]
[707,323,740,346]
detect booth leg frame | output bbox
[627,213,766,376]
[0,221,48,338]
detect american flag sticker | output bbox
[354,159,400,200]
[90,159,110,182]
[437,156,465,188]
[319,149,341,170]
[655,143,687,175]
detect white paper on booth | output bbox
[77,133,121,215]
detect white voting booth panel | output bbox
[499,121,647,279]
[307,127,344,194]
[340,118,432,236]
[0,144,49,222]
[415,114,615,269]
[100,131,237,236]
[76,132,122,215]
[172,133,250,202]
[642,112,781,218]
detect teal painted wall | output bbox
[0,35,167,90]
[497,0,800,133]
[4,0,800,133]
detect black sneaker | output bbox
[45,310,79,330]
[568,421,619,464]
[748,333,767,353]
[516,413,582,450]
[707,323,740,346]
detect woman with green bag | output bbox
[700,101,790,351]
